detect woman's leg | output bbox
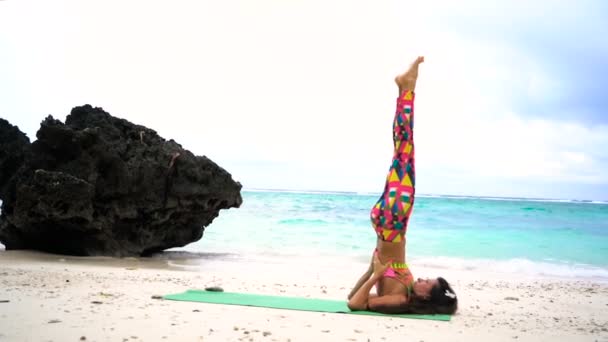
[370,56,424,242]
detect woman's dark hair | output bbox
[406,277,458,314]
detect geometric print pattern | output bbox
[370,90,416,243]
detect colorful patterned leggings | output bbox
[370,90,416,242]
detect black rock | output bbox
[0,105,242,256]
[0,118,30,199]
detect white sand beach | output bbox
[1,250,607,342]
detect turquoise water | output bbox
[183,190,608,279]
[2,190,607,279]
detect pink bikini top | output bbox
[377,262,414,297]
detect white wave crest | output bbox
[411,256,608,281]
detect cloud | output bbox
[1,0,607,200]
[419,112,608,181]
[408,0,608,124]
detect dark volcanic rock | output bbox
[0,118,30,199]
[0,105,242,256]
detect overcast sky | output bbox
[1,0,607,200]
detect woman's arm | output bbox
[348,276,408,313]
[347,253,390,311]
[347,256,374,300]
[347,272,382,311]
[368,294,408,314]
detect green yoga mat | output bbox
[163,290,451,321]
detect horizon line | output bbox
[242,187,608,203]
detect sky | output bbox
[1,0,607,200]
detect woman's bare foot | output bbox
[395,56,424,95]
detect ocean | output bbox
[178,190,608,280]
[2,190,607,280]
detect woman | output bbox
[347,56,458,315]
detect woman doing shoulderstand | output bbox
[347,57,458,315]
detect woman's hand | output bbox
[372,252,391,277]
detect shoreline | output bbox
[5,246,608,283]
[1,250,607,341]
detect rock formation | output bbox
[0,105,242,256]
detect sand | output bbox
[1,250,607,342]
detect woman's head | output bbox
[408,277,458,314]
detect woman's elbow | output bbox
[347,299,366,311]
